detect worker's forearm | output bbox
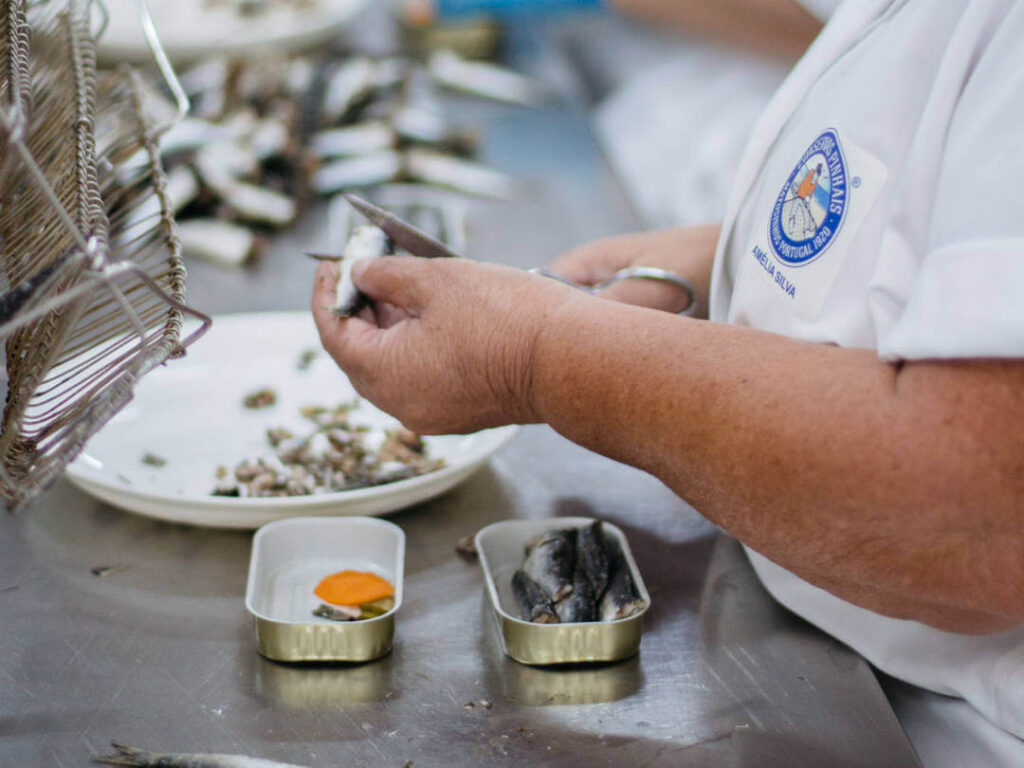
[530,299,1024,632]
[610,0,823,61]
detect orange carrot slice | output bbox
[314,570,394,606]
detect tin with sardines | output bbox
[475,518,650,665]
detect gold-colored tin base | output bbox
[498,611,642,666]
[254,613,395,663]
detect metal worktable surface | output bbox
[1,16,921,768]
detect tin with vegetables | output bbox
[246,517,404,662]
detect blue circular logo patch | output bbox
[769,129,849,267]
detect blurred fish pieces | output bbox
[250,118,292,160]
[321,58,379,124]
[312,122,397,159]
[153,43,543,268]
[218,180,296,227]
[405,148,516,199]
[313,151,403,195]
[164,165,201,214]
[160,117,231,157]
[176,219,260,267]
[194,140,261,185]
[428,49,547,107]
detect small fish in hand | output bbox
[311,225,392,317]
[95,741,309,767]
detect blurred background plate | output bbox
[96,0,370,64]
[65,311,518,528]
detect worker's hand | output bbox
[311,257,576,434]
[546,224,720,318]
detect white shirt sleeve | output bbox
[794,0,844,22]
[878,8,1024,360]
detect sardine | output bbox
[160,118,231,157]
[555,557,597,623]
[404,148,516,199]
[95,741,309,767]
[511,569,558,624]
[576,520,610,598]
[312,151,403,194]
[220,109,261,143]
[321,58,376,124]
[599,550,646,621]
[164,165,201,214]
[249,118,291,160]
[523,529,575,602]
[121,164,200,234]
[194,141,260,186]
[176,218,258,267]
[313,602,361,621]
[372,57,412,91]
[390,104,449,146]
[218,181,295,227]
[311,122,396,159]
[428,50,546,107]
[333,225,391,317]
[391,108,477,156]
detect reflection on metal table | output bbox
[0,16,920,768]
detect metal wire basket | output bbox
[0,0,211,510]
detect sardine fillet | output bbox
[523,529,575,602]
[512,569,559,624]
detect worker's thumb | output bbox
[351,255,431,314]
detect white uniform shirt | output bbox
[708,0,1024,759]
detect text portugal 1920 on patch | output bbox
[769,129,849,267]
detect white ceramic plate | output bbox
[96,0,369,64]
[65,311,518,529]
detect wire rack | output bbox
[0,0,211,510]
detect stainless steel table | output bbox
[0,15,921,767]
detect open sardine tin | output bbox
[246,517,404,662]
[476,518,651,666]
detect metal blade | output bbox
[342,193,462,260]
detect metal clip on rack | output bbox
[0,0,211,510]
